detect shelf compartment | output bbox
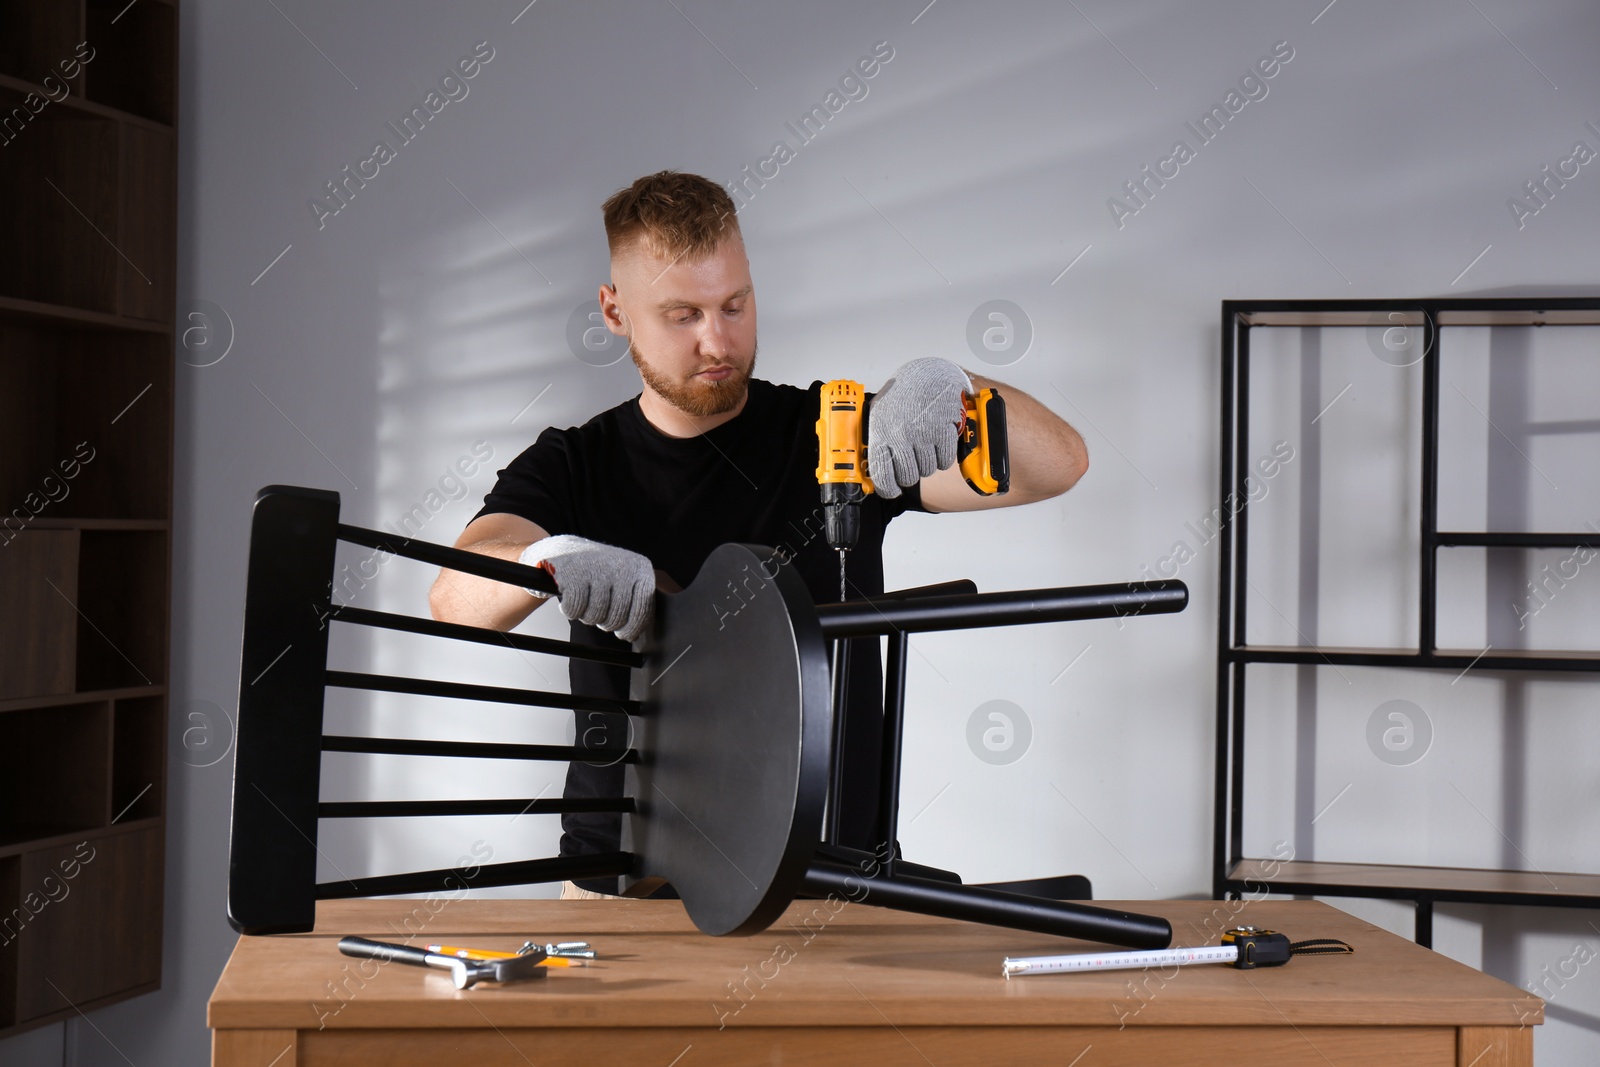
[76,530,168,691]
[0,529,78,700]
[0,319,173,521]
[0,1,82,87]
[115,122,176,321]
[1435,544,1600,654]
[0,85,120,313]
[1240,321,1423,651]
[1225,858,1600,908]
[83,0,176,125]
[11,826,162,1023]
[0,702,111,843]
[112,696,165,822]
[0,86,173,320]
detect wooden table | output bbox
[208,897,1541,1066]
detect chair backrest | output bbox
[227,484,831,935]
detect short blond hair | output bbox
[602,170,740,264]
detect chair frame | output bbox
[228,484,1187,948]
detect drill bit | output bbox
[838,548,847,602]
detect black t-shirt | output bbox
[472,377,925,891]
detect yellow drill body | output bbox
[816,379,1009,602]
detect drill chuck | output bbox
[822,481,865,552]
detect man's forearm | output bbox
[968,371,1088,501]
[428,538,547,632]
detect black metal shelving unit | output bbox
[1213,298,1600,947]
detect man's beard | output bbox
[630,336,757,418]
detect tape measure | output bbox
[1002,926,1353,977]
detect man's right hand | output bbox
[865,357,972,498]
[518,535,656,643]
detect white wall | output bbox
[6,0,1598,1062]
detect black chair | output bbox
[227,485,1184,945]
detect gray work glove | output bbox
[866,357,973,498]
[518,535,656,643]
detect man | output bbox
[430,170,1087,898]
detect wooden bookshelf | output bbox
[0,0,176,1038]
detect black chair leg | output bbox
[974,874,1093,902]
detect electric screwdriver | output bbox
[815,379,1009,600]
